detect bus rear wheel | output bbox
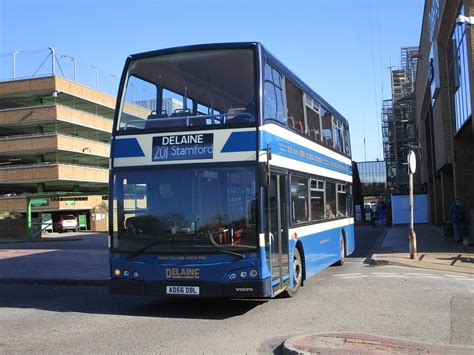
[286,248,303,297]
[334,235,345,266]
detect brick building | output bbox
[414,0,473,228]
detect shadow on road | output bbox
[0,283,265,320]
[350,225,386,258]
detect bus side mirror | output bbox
[258,163,269,187]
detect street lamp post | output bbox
[48,47,56,75]
[61,54,76,82]
[12,50,19,79]
[110,73,117,93]
[90,64,99,89]
[408,150,417,259]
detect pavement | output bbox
[282,333,474,354]
[368,224,474,275]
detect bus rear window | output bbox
[117,49,257,131]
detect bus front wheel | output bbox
[286,248,303,297]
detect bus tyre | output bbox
[286,248,303,297]
[334,235,345,266]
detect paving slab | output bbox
[283,333,474,354]
[369,225,474,275]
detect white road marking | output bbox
[422,276,443,279]
[333,271,474,286]
[339,275,369,279]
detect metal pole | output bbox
[409,171,417,259]
[12,50,19,79]
[27,198,32,239]
[61,55,76,82]
[48,47,56,75]
[90,65,98,89]
[110,74,117,93]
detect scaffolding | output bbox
[382,47,419,195]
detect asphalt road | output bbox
[0,227,473,353]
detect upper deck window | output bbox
[321,107,333,147]
[305,95,321,141]
[264,63,285,124]
[117,49,256,131]
[285,80,305,133]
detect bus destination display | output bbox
[152,133,213,161]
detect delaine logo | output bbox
[165,268,200,279]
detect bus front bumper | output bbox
[110,278,272,298]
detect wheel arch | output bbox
[340,228,347,257]
[295,240,306,283]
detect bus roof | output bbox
[127,42,349,128]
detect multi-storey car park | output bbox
[0,49,117,232]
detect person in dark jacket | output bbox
[449,197,466,243]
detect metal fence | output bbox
[0,48,118,96]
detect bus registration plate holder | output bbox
[166,286,200,295]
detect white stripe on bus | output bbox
[268,154,352,182]
[289,218,354,238]
[261,123,352,166]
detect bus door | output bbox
[268,173,290,294]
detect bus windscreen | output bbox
[112,165,257,254]
[117,49,256,131]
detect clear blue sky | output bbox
[0,0,424,162]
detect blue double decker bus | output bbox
[109,42,354,298]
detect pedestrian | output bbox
[371,208,376,227]
[449,197,466,243]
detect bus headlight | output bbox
[113,269,121,276]
[250,270,257,277]
[123,270,130,277]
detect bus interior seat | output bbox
[293,121,304,132]
[170,109,192,118]
[287,116,295,128]
[309,129,321,141]
[147,110,169,120]
[189,117,208,126]
[146,110,169,128]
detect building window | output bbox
[450,5,472,133]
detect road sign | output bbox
[408,150,417,174]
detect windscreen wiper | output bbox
[212,248,246,260]
[127,240,162,260]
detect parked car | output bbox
[55,214,78,233]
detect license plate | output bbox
[166,286,200,295]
